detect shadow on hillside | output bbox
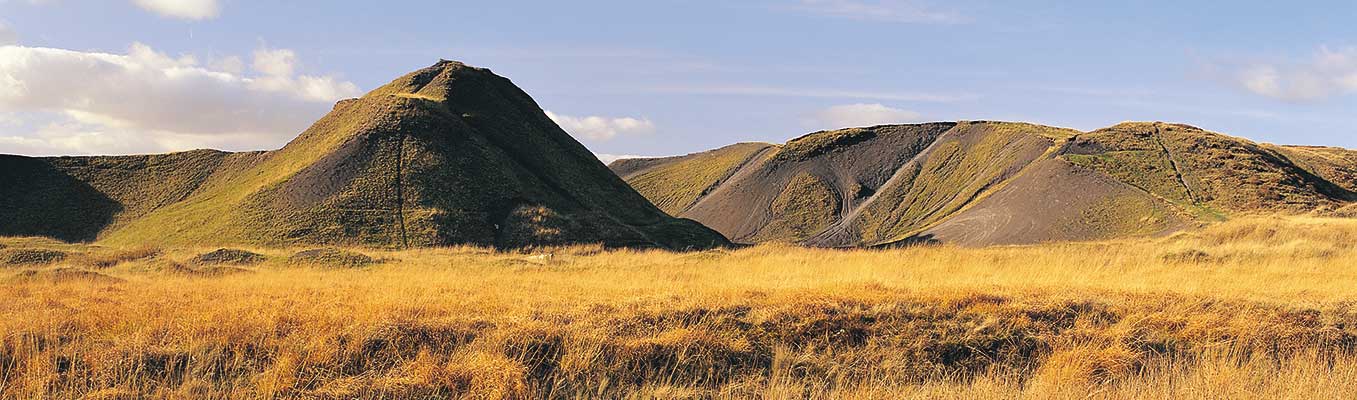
[0,155,121,242]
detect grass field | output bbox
[3,216,1357,398]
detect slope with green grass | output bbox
[610,142,776,215]
[1064,122,1355,214]
[1274,145,1357,193]
[642,123,955,243]
[0,60,728,250]
[817,121,1077,246]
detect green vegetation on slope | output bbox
[754,172,841,242]
[616,119,1356,247]
[1064,151,1192,204]
[1065,192,1174,238]
[616,143,774,215]
[1065,122,1354,216]
[773,127,877,162]
[852,122,1060,244]
[1275,145,1357,194]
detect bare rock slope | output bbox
[612,121,1357,246]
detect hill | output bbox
[0,60,728,250]
[612,121,1357,246]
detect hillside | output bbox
[0,60,728,250]
[612,121,1357,246]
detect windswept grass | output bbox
[3,216,1357,398]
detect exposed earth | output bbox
[612,121,1357,246]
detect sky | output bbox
[2,0,1356,161]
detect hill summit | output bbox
[612,121,1357,246]
[0,60,728,250]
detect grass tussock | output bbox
[3,216,1357,398]
[287,248,379,268]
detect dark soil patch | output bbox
[1,249,68,266]
[289,248,377,268]
[191,248,267,266]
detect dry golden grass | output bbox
[3,216,1357,398]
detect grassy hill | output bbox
[0,61,728,250]
[611,142,776,215]
[611,121,1357,246]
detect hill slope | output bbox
[0,60,727,250]
[612,122,1356,246]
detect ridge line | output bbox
[680,144,777,215]
[804,124,959,246]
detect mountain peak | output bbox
[361,59,509,104]
[1,62,729,250]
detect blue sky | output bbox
[2,0,1356,160]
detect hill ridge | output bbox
[613,120,1357,246]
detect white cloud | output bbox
[787,0,967,24]
[1230,46,1357,101]
[0,43,362,155]
[211,55,244,74]
[131,0,220,20]
[0,22,15,45]
[545,111,656,141]
[809,103,923,129]
[0,118,281,155]
[247,47,359,102]
[594,153,645,164]
[252,47,296,77]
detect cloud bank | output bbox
[545,111,656,141]
[788,0,967,24]
[131,0,220,20]
[1231,46,1357,101]
[593,153,646,165]
[0,43,361,155]
[809,103,923,129]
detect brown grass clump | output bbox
[288,248,378,268]
[7,267,123,284]
[71,246,161,269]
[190,248,266,266]
[1159,248,1217,264]
[4,216,1357,398]
[0,248,68,266]
[154,260,255,277]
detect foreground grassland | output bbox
[4,217,1357,399]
